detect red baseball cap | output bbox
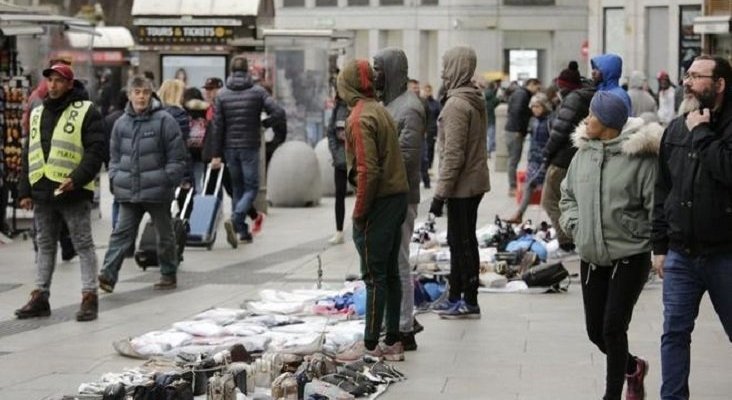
[42,63,74,81]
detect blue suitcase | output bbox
[184,164,224,250]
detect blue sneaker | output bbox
[438,300,481,320]
[431,298,459,313]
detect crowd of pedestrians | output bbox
[3,43,731,400]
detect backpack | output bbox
[187,117,208,149]
[521,262,570,290]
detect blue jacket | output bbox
[109,99,187,203]
[591,54,632,115]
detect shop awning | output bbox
[132,0,264,16]
[0,23,43,36]
[0,12,94,33]
[694,16,732,35]
[66,26,134,49]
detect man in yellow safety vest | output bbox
[15,63,106,322]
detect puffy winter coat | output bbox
[652,92,732,256]
[435,47,490,199]
[504,87,532,133]
[108,98,187,203]
[374,47,426,204]
[326,97,348,170]
[18,80,105,204]
[543,85,596,168]
[560,118,662,266]
[211,71,285,154]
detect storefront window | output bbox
[679,5,702,77]
[161,55,226,89]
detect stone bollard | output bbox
[314,138,335,197]
[266,141,322,207]
[494,103,509,172]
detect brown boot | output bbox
[153,275,177,290]
[76,292,98,322]
[15,289,51,319]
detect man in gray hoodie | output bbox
[373,48,426,351]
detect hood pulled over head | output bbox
[441,46,477,91]
[337,59,376,107]
[373,47,409,105]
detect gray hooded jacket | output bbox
[109,98,187,203]
[374,48,426,204]
[435,46,490,199]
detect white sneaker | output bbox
[328,231,344,245]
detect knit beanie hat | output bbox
[589,91,628,131]
[556,61,582,91]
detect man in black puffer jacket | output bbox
[210,56,285,247]
[504,78,540,196]
[541,64,595,254]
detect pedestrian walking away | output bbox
[326,91,349,246]
[97,75,187,293]
[338,59,409,361]
[210,56,285,247]
[504,77,541,196]
[560,91,663,400]
[652,55,732,400]
[429,46,490,320]
[15,63,106,322]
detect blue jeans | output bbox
[225,148,259,235]
[661,250,732,399]
[100,202,178,284]
[486,123,496,154]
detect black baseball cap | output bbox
[203,77,223,89]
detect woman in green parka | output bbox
[560,91,664,400]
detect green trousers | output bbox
[353,193,407,344]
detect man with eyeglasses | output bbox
[652,55,732,400]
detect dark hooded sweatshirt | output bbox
[337,60,408,223]
[373,47,426,204]
[435,47,491,199]
[18,80,105,204]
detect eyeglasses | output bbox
[683,73,715,81]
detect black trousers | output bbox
[334,167,347,231]
[447,195,483,306]
[580,252,651,400]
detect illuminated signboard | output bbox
[137,26,236,44]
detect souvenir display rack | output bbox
[1,76,30,237]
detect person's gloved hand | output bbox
[429,197,445,218]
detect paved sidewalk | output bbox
[0,163,730,399]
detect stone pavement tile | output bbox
[6,372,99,394]
[0,388,64,400]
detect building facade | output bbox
[275,0,589,88]
[588,0,705,89]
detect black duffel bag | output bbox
[521,262,569,289]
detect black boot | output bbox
[153,275,177,290]
[15,289,51,319]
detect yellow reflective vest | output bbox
[28,100,94,192]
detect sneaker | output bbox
[439,300,481,320]
[75,292,98,322]
[328,231,344,245]
[153,275,177,290]
[335,341,366,363]
[366,342,405,362]
[239,232,253,244]
[224,220,238,249]
[430,298,459,313]
[98,274,115,293]
[625,357,648,400]
[251,212,265,235]
[15,289,51,319]
[399,332,417,351]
